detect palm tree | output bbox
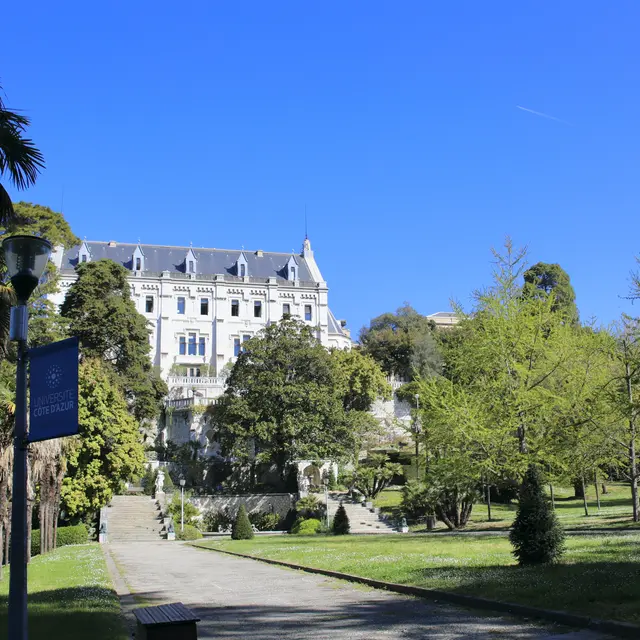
[0,85,45,225]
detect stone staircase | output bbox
[106,495,164,542]
[326,493,398,534]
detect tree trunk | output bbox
[581,474,589,517]
[0,523,3,580]
[486,482,492,521]
[626,360,639,522]
[594,470,601,512]
[549,484,555,510]
[26,497,34,563]
[601,483,608,495]
[573,477,585,499]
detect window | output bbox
[135,257,141,271]
[231,299,239,316]
[234,338,241,357]
[198,337,205,356]
[189,367,201,377]
[188,260,194,273]
[188,333,197,355]
[305,305,312,321]
[177,297,185,314]
[254,301,262,318]
[200,298,209,315]
[282,303,290,316]
[81,254,87,263]
[145,296,154,313]
[179,336,186,355]
[242,334,251,351]
[291,267,296,279]
[240,263,246,277]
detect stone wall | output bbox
[190,493,296,518]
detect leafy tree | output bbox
[509,465,565,565]
[208,318,351,482]
[232,504,254,540]
[61,359,146,519]
[61,259,167,422]
[359,304,437,379]
[523,262,578,324]
[168,491,199,526]
[0,87,45,223]
[332,502,350,535]
[349,453,402,499]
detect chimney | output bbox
[108,240,117,247]
[255,249,264,257]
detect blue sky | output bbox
[3,1,640,336]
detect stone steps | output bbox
[107,495,165,542]
[326,494,397,534]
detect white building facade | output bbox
[50,237,352,447]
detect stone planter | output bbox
[167,532,176,541]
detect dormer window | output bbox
[236,252,248,278]
[184,248,197,274]
[286,255,298,281]
[78,241,92,265]
[132,244,145,272]
[81,254,87,263]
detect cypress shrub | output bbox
[232,504,254,540]
[510,465,565,565]
[332,502,350,535]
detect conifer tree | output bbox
[509,465,565,564]
[232,504,254,540]
[332,502,350,535]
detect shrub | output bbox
[510,465,565,565]
[295,495,323,520]
[291,518,322,535]
[282,508,297,532]
[248,511,280,531]
[141,466,157,496]
[162,471,175,494]
[176,524,203,541]
[401,481,432,522]
[202,508,233,532]
[31,524,88,557]
[332,503,350,535]
[232,504,254,540]
[167,491,199,526]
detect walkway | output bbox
[107,542,609,639]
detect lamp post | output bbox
[414,393,421,480]
[3,235,52,640]
[323,475,329,528]
[179,476,186,532]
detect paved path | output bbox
[107,542,609,639]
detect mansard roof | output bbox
[327,309,347,336]
[60,241,316,282]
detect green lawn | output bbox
[195,532,640,625]
[374,482,640,532]
[0,544,127,640]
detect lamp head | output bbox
[179,476,186,487]
[2,235,52,303]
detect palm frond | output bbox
[0,117,45,189]
[0,183,14,223]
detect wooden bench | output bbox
[133,602,200,640]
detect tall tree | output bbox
[359,304,436,379]
[61,259,167,422]
[61,359,146,519]
[523,262,578,324]
[0,87,45,223]
[208,318,351,482]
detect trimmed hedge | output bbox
[31,524,89,557]
[291,518,322,535]
[176,524,203,541]
[232,504,254,540]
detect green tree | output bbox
[349,453,402,499]
[62,359,146,519]
[0,87,45,223]
[208,318,351,482]
[61,259,167,422]
[523,262,578,324]
[232,504,254,540]
[509,464,565,565]
[332,502,350,535]
[359,304,437,379]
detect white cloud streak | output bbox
[516,105,571,125]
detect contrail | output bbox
[516,105,570,125]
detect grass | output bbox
[374,482,640,532]
[195,532,640,625]
[0,544,128,640]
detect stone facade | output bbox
[190,493,295,519]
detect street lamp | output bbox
[179,476,186,532]
[414,393,421,480]
[323,475,329,528]
[3,235,52,640]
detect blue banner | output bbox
[29,337,79,442]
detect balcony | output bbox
[167,376,225,388]
[166,396,218,410]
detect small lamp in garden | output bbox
[3,235,52,640]
[179,476,186,532]
[414,393,422,479]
